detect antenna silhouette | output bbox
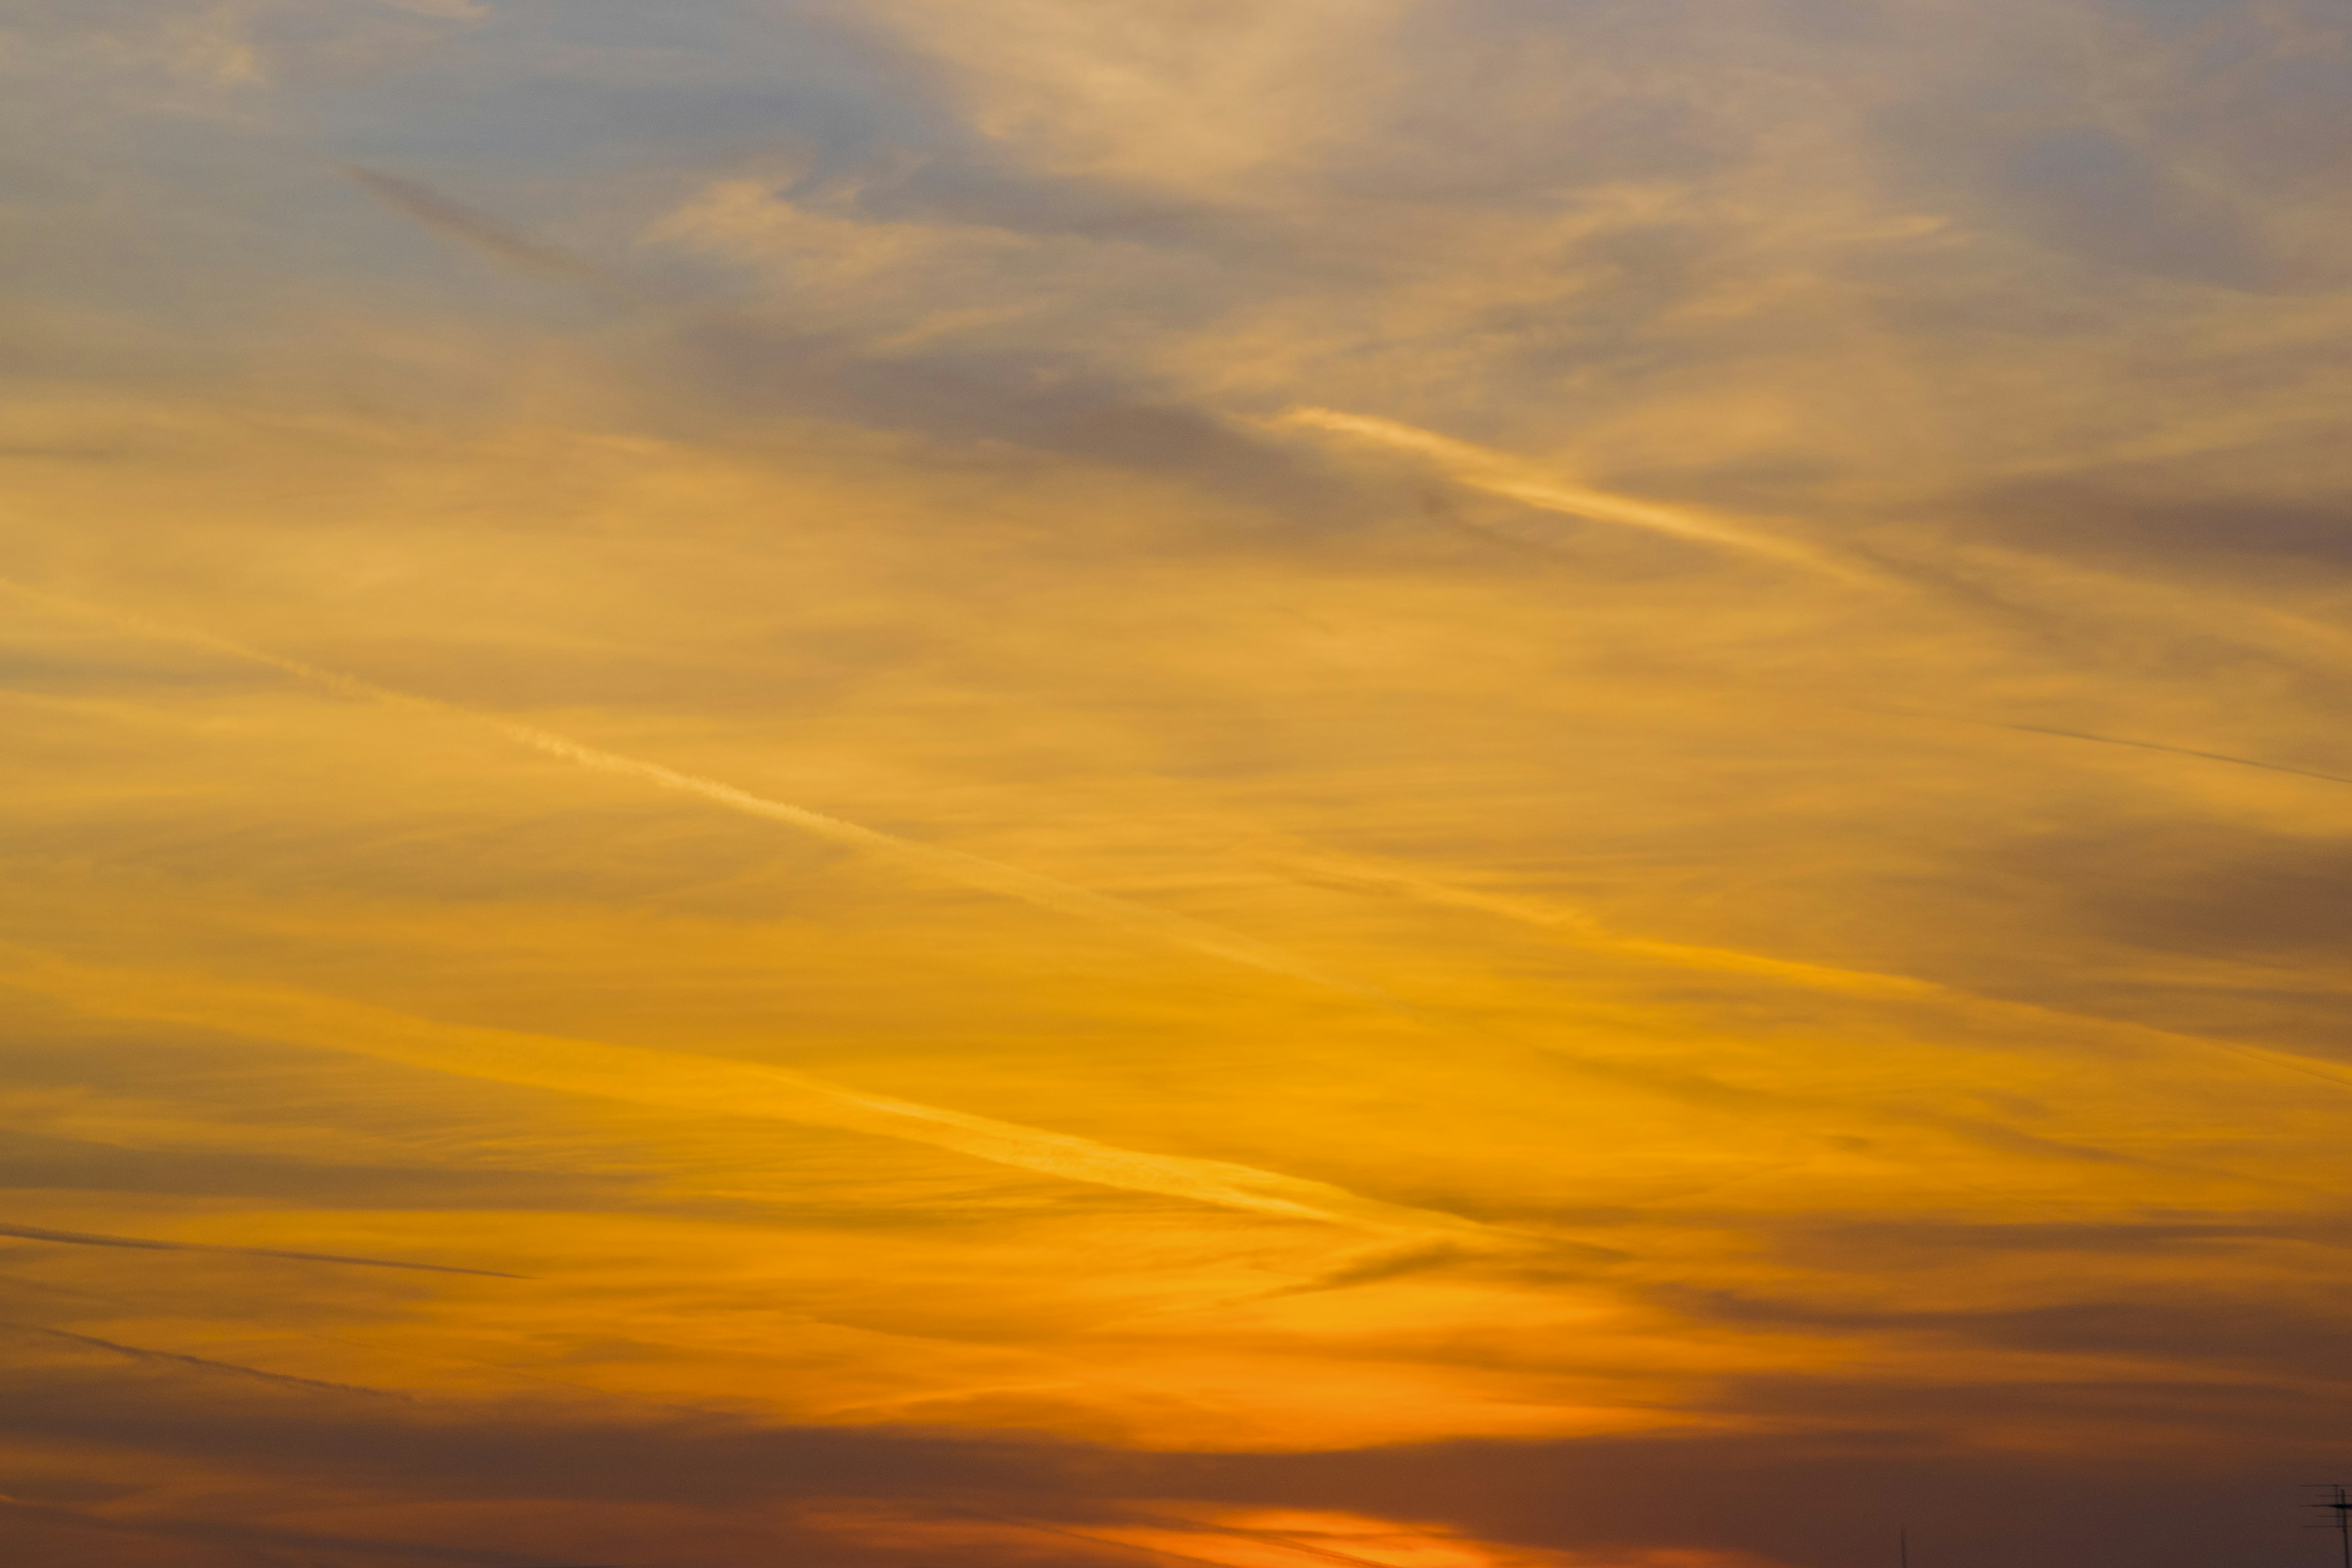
[1899,1524,1909,1568]
[2306,1484,2352,1568]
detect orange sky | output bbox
[4,2,2352,1565]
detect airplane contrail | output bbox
[0,1318,407,1400]
[1264,849,1940,1001]
[0,571,2225,1197]
[22,584,2307,1191]
[0,579,1943,1182]
[345,172,1842,594]
[1272,846,2352,1114]
[0,944,1506,1243]
[1959,715,2352,788]
[0,1261,755,1422]
[0,577,1384,1005]
[0,1221,525,1278]
[1268,406,1864,580]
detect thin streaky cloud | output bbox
[1302,847,2352,1085]
[7,581,2005,1183]
[0,577,1387,1005]
[0,1319,410,1401]
[1885,709,2352,790]
[504,722,1384,1002]
[0,1221,528,1278]
[1268,407,1866,580]
[1250,858,2149,1169]
[952,1511,1276,1568]
[1152,1516,1439,1568]
[347,167,609,283]
[4,581,2312,1205]
[1263,851,1942,1001]
[0,943,1510,1243]
[1,587,2122,1169]
[0,582,2163,1194]
[958,1508,1478,1568]
[0,1270,757,1422]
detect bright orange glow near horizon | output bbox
[4,2,2352,1565]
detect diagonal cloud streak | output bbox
[1148,1515,1428,1568]
[952,1510,1272,1568]
[1915,712,2352,790]
[1264,849,2352,1178]
[0,1221,526,1278]
[13,584,2278,1195]
[1269,406,1866,580]
[0,577,1387,1005]
[0,1318,408,1400]
[0,944,1507,1243]
[0,573,2253,1202]
[347,167,609,283]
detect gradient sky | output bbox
[5,2,2352,1565]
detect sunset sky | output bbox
[6,2,2352,1565]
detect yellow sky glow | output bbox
[6,2,2352,1565]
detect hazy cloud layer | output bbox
[4,0,2352,1564]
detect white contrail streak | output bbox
[1271,406,1863,579]
[0,944,1504,1241]
[0,578,1379,1002]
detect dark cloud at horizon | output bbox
[0,1347,2332,1567]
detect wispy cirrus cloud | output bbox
[7,0,2352,1563]
[0,1221,524,1278]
